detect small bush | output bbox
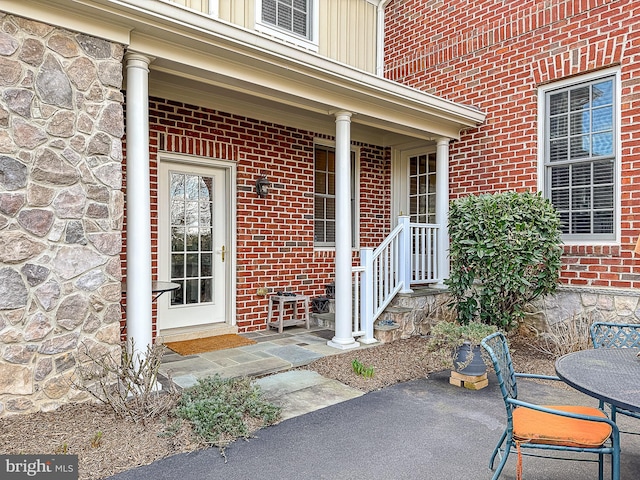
[446,191,563,329]
[73,340,179,424]
[175,375,281,448]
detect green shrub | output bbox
[445,191,562,329]
[175,375,281,448]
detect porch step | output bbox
[311,286,452,344]
[311,312,335,330]
[373,321,402,343]
[311,311,402,344]
[157,324,238,343]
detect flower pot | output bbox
[453,342,486,376]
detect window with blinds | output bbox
[543,76,617,241]
[261,0,311,40]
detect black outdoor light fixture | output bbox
[255,175,271,198]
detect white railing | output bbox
[351,266,365,338]
[354,216,440,343]
[410,222,439,284]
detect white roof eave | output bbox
[10,0,487,140]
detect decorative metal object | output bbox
[311,296,330,313]
[255,175,270,198]
[325,282,335,299]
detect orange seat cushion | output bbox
[513,405,612,448]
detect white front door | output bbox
[158,160,229,330]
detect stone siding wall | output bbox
[0,14,124,416]
[524,287,640,333]
[398,286,640,338]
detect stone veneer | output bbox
[523,286,640,333]
[0,14,124,416]
[381,285,640,340]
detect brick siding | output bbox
[384,0,640,288]
[122,99,391,335]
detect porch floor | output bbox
[159,326,372,420]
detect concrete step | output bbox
[255,370,363,421]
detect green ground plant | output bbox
[175,375,281,451]
[351,358,375,378]
[446,191,562,330]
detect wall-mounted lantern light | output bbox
[255,175,271,198]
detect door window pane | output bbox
[409,152,437,224]
[169,172,216,306]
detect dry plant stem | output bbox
[73,341,179,425]
[533,312,593,357]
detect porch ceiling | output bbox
[10,0,486,146]
[148,69,447,147]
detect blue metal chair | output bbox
[590,321,640,425]
[481,332,620,480]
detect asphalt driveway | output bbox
[107,371,640,480]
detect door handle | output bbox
[220,245,225,262]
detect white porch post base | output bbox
[327,338,361,350]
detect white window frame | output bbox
[313,140,360,250]
[255,0,319,51]
[407,149,438,225]
[537,67,621,245]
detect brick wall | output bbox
[384,0,640,288]
[122,98,391,335]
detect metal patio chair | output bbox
[590,321,640,425]
[481,332,620,480]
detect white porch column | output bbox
[435,137,451,285]
[125,52,153,356]
[328,111,359,350]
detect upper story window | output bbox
[263,0,309,38]
[255,0,319,51]
[540,72,618,242]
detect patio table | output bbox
[555,348,640,414]
[120,281,181,301]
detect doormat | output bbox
[165,334,257,356]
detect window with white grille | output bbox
[262,0,309,38]
[409,152,437,224]
[255,0,318,50]
[314,144,357,247]
[542,74,617,241]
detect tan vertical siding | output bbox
[170,0,209,13]
[319,0,376,73]
[164,0,377,73]
[219,1,252,27]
